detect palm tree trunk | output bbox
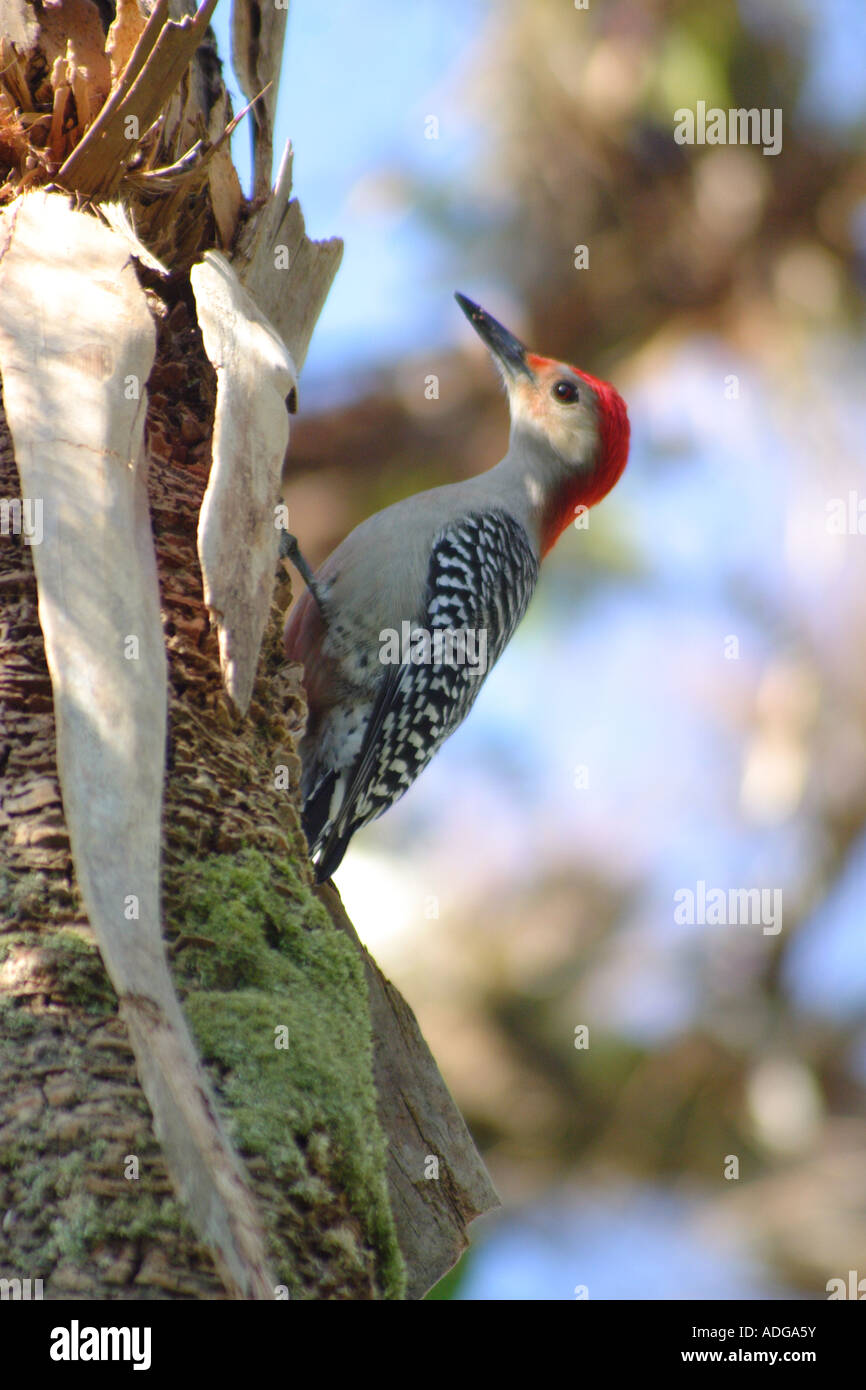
[0,0,496,1300]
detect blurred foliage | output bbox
[284,0,866,1296]
[474,0,865,361]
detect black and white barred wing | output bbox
[314,510,538,878]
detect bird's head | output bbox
[456,293,630,553]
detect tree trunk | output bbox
[0,0,496,1300]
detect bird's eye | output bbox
[553,379,578,403]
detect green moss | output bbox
[0,851,404,1296]
[51,1192,103,1262]
[0,998,40,1037]
[169,849,405,1300]
[44,930,117,1015]
[2,1121,185,1269]
[44,1184,176,1264]
[52,1150,85,1200]
[0,869,48,921]
[0,929,115,1015]
[0,991,194,1281]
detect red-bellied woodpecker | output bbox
[284,294,630,881]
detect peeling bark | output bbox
[0,192,274,1299]
[0,0,497,1301]
[192,250,297,715]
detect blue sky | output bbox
[210,0,866,393]
[213,0,485,394]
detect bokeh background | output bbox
[217,0,866,1299]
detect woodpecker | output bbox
[284,294,630,881]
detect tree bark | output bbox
[0,0,497,1300]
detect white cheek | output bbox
[511,391,599,467]
[509,392,537,432]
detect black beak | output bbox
[455,292,533,381]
